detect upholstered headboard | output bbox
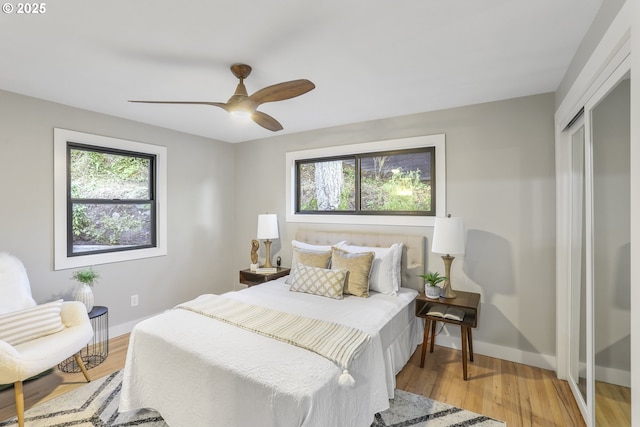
[294,230,425,292]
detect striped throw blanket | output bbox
[175,294,371,386]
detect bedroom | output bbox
[0,1,637,426]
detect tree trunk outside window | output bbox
[315,161,343,210]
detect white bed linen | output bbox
[119,279,422,427]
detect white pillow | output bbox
[335,242,403,295]
[0,299,65,346]
[0,252,37,314]
[292,240,346,252]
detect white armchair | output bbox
[0,252,93,427]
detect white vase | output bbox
[425,286,441,299]
[74,283,94,313]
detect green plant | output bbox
[72,267,100,287]
[419,271,446,287]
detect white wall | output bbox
[233,93,559,369]
[0,89,236,335]
[555,0,626,108]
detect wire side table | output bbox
[58,305,109,372]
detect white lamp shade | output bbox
[257,214,279,240]
[431,216,465,255]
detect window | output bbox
[286,134,446,227]
[296,147,435,215]
[54,129,167,270]
[68,143,156,256]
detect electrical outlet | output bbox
[131,294,139,307]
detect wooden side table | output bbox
[415,290,480,380]
[58,305,109,372]
[239,267,290,287]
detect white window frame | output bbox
[54,128,168,270]
[285,134,446,227]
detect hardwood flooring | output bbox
[0,334,624,426]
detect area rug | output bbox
[0,370,505,426]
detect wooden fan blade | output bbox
[252,111,283,132]
[129,100,229,111]
[249,79,315,105]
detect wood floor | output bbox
[0,333,605,426]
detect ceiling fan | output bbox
[129,64,315,132]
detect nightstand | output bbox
[58,305,109,372]
[415,290,480,380]
[239,267,290,287]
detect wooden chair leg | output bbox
[74,353,92,382]
[14,381,24,427]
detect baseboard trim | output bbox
[430,333,557,372]
[109,312,161,339]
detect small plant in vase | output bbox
[72,267,100,312]
[419,271,447,299]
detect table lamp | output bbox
[431,214,465,298]
[257,214,279,268]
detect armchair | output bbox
[0,253,93,427]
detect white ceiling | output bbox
[1,0,601,143]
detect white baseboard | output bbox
[432,331,557,372]
[595,365,631,388]
[108,312,162,339]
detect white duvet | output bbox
[119,279,422,427]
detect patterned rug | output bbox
[0,370,505,426]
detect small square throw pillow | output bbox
[286,247,333,284]
[335,242,403,295]
[331,247,374,298]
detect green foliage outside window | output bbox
[69,146,154,254]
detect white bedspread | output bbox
[119,279,421,427]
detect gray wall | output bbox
[233,93,558,365]
[0,89,236,332]
[555,0,626,108]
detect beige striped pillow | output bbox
[0,299,65,346]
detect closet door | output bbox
[563,62,631,427]
[588,75,631,427]
[567,119,590,420]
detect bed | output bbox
[119,231,425,427]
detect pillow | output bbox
[292,240,346,252]
[0,299,65,346]
[289,264,347,299]
[331,247,374,298]
[335,243,403,295]
[286,247,333,284]
[0,252,37,314]
[291,247,332,269]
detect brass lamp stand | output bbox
[262,239,274,269]
[440,254,457,298]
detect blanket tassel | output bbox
[339,369,355,387]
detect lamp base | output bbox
[440,255,457,299]
[262,240,274,269]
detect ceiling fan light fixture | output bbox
[129,63,314,132]
[230,109,252,120]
